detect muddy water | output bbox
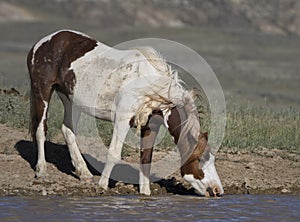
[0,195,299,221]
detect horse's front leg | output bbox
[139,115,162,195]
[139,134,154,195]
[98,119,130,190]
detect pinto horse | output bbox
[27,30,223,197]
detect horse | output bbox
[27,30,223,197]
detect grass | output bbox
[0,89,299,154]
[223,103,300,152]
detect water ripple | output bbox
[0,195,299,221]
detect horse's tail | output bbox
[29,82,38,141]
[27,47,37,141]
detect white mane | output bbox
[133,47,200,143]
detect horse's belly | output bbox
[72,78,122,118]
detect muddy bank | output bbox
[0,124,299,197]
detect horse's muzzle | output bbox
[206,186,222,197]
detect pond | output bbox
[0,194,299,221]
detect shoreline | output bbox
[0,124,299,197]
[0,151,299,197]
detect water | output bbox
[0,195,299,221]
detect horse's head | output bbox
[181,132,224,197]
[165,96,223,197]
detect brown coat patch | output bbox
[180,132,208,179]
[27,30,98,138]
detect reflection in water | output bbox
[0,195,299,221]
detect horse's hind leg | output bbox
[30,85,53,178]
[35,100,49,177]
[58,93,93,181]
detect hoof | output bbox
[98,177,109,190]
[139,185,151,196]
[35,162,47,178]
[75,167,93,181]
[80,176,94,184]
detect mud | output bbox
[0,124,299,197]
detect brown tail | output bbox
[27,47,37,141]
[29,86,37,139]
[29,82,38,141]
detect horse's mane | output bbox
[133,47,200,148]
[134,47,172,76]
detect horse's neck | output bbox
[167,107,198,162]
[167,107,185,144]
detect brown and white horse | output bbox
[27,30,223,197]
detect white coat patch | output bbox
[36,100,48,139]
[183,174,206,195]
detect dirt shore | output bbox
[0,124,299,197]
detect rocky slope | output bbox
[2,0,300,36]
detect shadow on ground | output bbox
[14,140,194,195]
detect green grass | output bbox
[223,104,300,152]
[0,91,29,129]
[0,90,299,153]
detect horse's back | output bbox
[69,47,151,118]
[27,30,174,121]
